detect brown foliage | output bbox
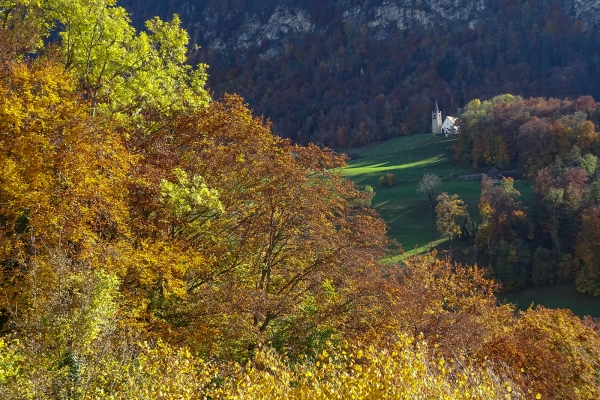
[576,207,600,296]
[126,95,390,356]
[0,55,134,298]
[458,95,599,176]
[1,12,600,397]
[389,253,600,398]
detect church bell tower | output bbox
[432,101,442,134]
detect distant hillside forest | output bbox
[122,0,600,147]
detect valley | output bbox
[343,134,600,317]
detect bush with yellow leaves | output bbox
[1,335,528,400]
[222,337,525,400]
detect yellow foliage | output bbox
[0,58,134,265]
[0,337,525,399]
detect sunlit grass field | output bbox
[342,134,534,253]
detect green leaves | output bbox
[160,168,224,237]
[51,269,121,356]
[50,0,209,119]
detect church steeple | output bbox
[432,100,442,134]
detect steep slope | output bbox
[120,0,600,146]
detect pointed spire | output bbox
[435,101,440,113]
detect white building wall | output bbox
[441,117,458,134]
[432,110,442,133]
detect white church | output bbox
[432,101,459,135]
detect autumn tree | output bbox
[3,2,600,397]
[125,95,390,358]
[478,176,524,252]
[356,185,374,207]
[435,192,466,247]
[378,173,397,187]
[534,161,589,272]
[0,0,210,129]
[54,1,209,117]
[390,253,600,398]
[457,95,598,176]
[0,40,138,396]
[576,207,600,295]
[0,0,54,58]
[476,176,529,289]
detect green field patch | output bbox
[342,135,533,252]
[344,156,447,176]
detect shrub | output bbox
[378,173,397,187]
[364,185,374,207]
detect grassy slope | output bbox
[342,135,534,254]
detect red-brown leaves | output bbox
[123,95,390,356]
[458,95,599,176]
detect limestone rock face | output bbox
[362,0,488,30]
[564,0,600,28]
[120,0,600,60]
[235,6,314,48]
[198,0,492,58]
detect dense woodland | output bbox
[455,94,600,295]
[123,0,600,147]
[2,1,600,398]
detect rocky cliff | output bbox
[566,0,600,27]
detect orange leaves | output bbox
[387,253,600,398]
[0,56,135,340]
[487,307,600,399]
[123,94,390,356]
[458,95,599,175]
[435,192,466,241]
[386,254,498,365]
[2,15,600,398]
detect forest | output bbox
[1,0,600,398]
[454,94,600,295]
[117,0,600,147]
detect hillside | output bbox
[119,0,600,146]
[344,136,600,319]
[342,134,533,251]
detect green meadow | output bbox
[342,134,534,254]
